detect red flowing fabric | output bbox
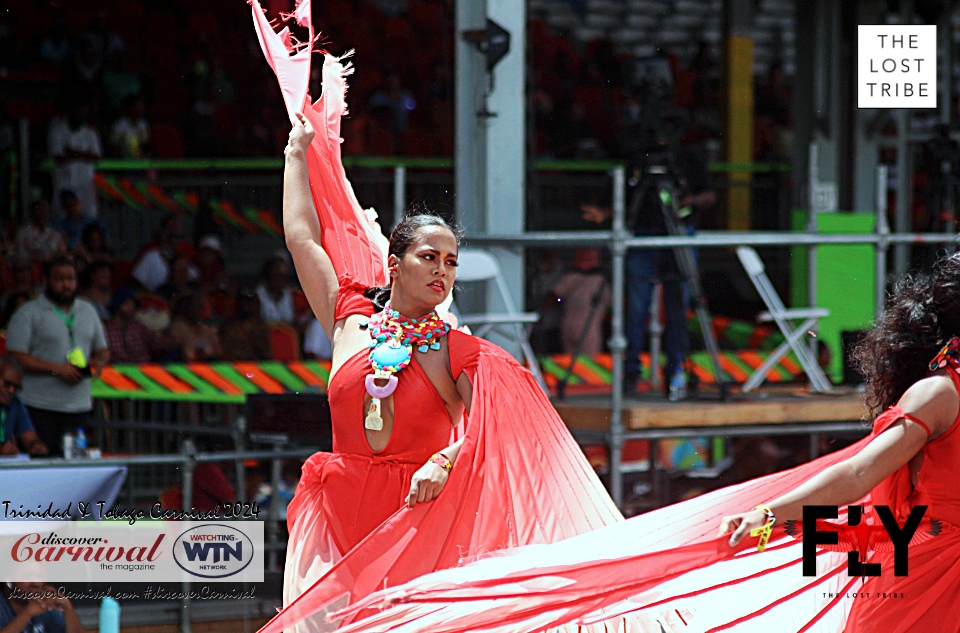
[251,0,386,288]
[252,3,644,632]
[325,399,960,633]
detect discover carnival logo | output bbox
[0,521,264,583]
[173,524,255,579]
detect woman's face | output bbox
[390,225,458,312]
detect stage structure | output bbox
[455,0,526,353]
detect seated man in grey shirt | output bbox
[6,254,109,456]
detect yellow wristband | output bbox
[429,453,452,472]
[749,505,776,552]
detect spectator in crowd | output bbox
[194,234,235,322]
[303,319,333,360]
[5,255,109,456]
[1,258,40,312]
[131,215,194,292]
[529,250,564,355]
[158,254,200,307]
[39,18,71,68]
[72,222,113,270]
[219,289,272,361]
[0,355,48,457]
[160,437,236,511]
[57,190,94,250]
[551,248,610,357]
[48,100,103,218]
[0,581,84,633]
[64,36,103,96]
[103,287,175,363]
[79,260,113,321]
[0,292,32,333]
[16,199,67,262]
[169,292,220,362]
[110,93,150,158]
[369,72,416,152]
[256,255,310,328]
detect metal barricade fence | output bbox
[90,399,242,508]
[0,446,317,633]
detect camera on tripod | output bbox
[621,54,691,224]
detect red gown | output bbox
[329,369,960,633]
[282,283,465,629]
[252,3,644,631]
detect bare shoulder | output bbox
[897,372,960,438]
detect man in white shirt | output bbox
[48,102,103,218]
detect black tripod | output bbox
[627,165,731,401]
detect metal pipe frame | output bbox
[468,166,956,509]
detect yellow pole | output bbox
[726,35,754,230]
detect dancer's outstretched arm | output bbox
[284,113,338,339]
[720,373,958,545]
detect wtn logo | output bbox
[181,541,243,564]
[173,524,256,579]
[795,505,937,577]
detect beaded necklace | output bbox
[359,302,451,430]
[930,336,960,371]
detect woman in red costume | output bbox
[323,255,960,633]
[251,3,656,632]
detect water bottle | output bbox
[99,597,120,633]
[75,427,87,458]
[62,433,74,459]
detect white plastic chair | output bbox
[455,248,547,391]
[736,246,833,393]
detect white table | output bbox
[0,463,128,520]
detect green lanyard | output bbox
[52,306,76,347]
[0,408,6,444]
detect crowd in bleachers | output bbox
[0,203,331,364]
[0,0,794,162]
[0,0,802,367]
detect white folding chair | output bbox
[455,248,547,391]
[735,246,833,393]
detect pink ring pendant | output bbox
[365,374,398,399]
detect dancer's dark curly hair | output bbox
[853,252,960,415]
[364,209,461,311]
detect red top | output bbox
[328,282,467,463]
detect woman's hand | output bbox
[286,112,315,155]
[717,508,769,547]
[405,461,450,508]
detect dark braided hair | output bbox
[364,210,461,310]
[853,252,960,415]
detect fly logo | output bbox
[173,525,254,579]
[793,505,938,577]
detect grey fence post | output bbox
[180,438,196,633]
[608,166,627,509]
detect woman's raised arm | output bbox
[283,113,339,338]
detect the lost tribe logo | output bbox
[173,524,255,579]
[790,505,940,577]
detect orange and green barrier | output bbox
[93,361,331,403]
[95,349,804,402]
[541,349,803,395]
[94,174,282,237]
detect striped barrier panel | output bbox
[92,349,803,403]
[93,361,331,403]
